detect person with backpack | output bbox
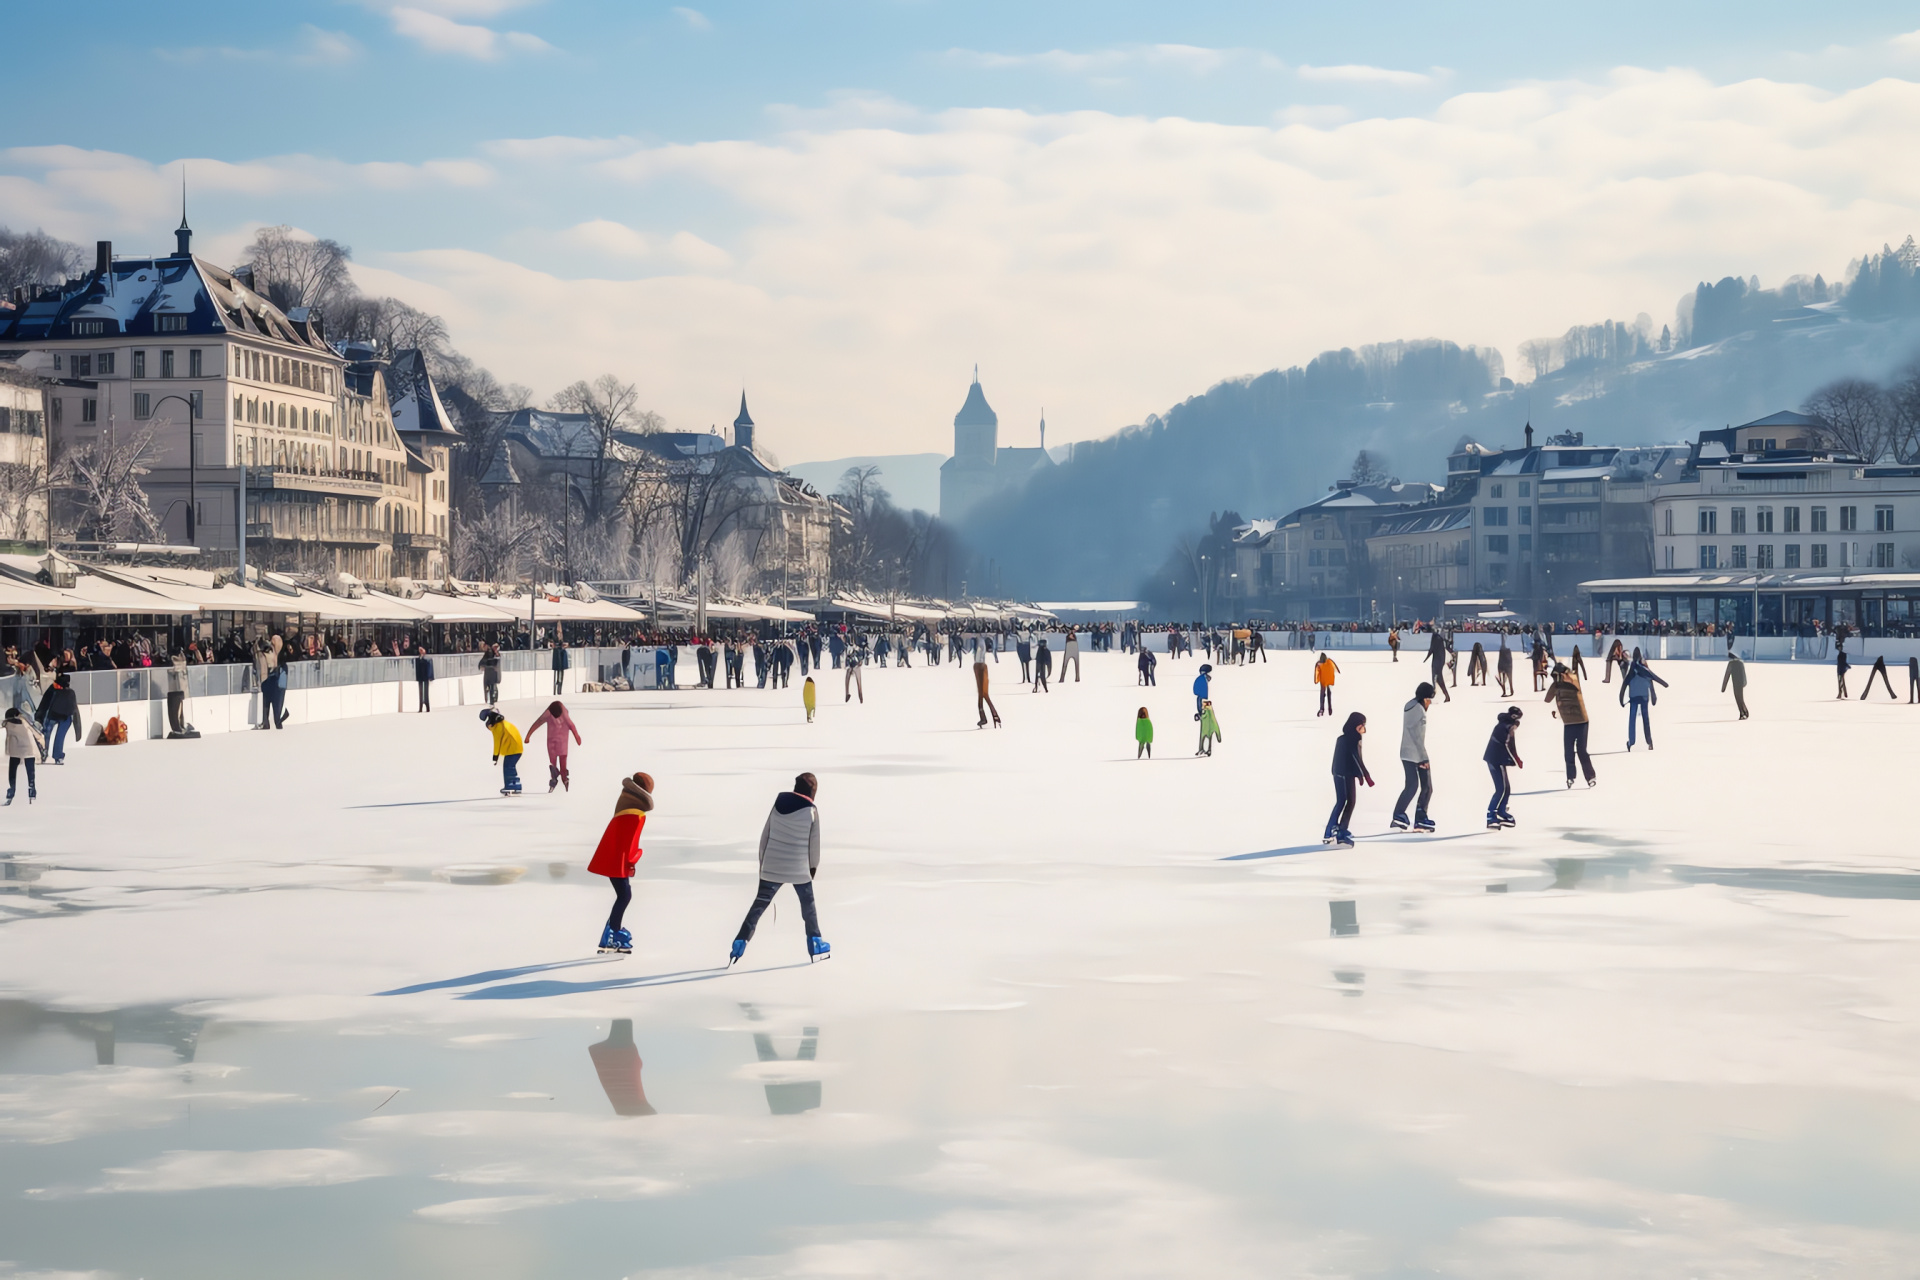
[480,708,524,795]
[1391,683,1435,832]
[1545,662,1596,788]
[1322,711,1372,848]
[588,772,653,954]
[3,708,44,804]
[1620,654,1668,750]
[1484,705,1524,829]
[526,700,582,792]
[1135,707,1154,759]
[1313,653,1339,717]
[729,772,831,965]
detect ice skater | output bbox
[1314,653,1340,717]
[844,644,864,703]
[1061,630,1081,682]
[1192,662,1212,719]
[1467,642,1487,687]
[729,772,830,965]
[1138,647,1157,686]
[527,699,582,792]
[1496,636,1515,697]
[1722,651,1749,719]
[1390,683,1435,832]
[1323,711,1372,848]
[1620,654,1667,750]
[1135,707,1154,759]
[1388,628,1401,662]
[803,675,817,722]
[35,673,77,764]
[1835,642,1850,699]
[1864,654,1897,700]
[1484,705,1524,829]
[1034,637,1052,691]
[1427,631,1452,702]
[1545,662,1596,787]
[480,708,524,794]
[1910,656,1920,704]
[414,646,434,712]
[1197,699,1222,756]
[3,707,43,805]
[588,772,654,954]
[973,659,1001,728]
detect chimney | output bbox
[95,241,112,276]
[1523,422,1534,449]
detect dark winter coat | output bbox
[1331,713,1371,782]
[37,685,78,722]
[553,646,570,671]
[414,655,434,682]
[1483,712,1523,766]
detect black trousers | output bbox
[1325,775,1359,838]
[736,879,820,940]
[7,757,34,791]
[417,680,431,712]
[1392,760,1431,823]
[606,876,631,930]
[167,690,186,733]
[1562,721,1595,782]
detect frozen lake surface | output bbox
[2,646,1918,1277]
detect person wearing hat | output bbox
[1323,711,1372,848]
[1483,705,1525,829]
[588,772,654,953]
[1391,682,1436,832]
[1192,662,1212,721]
[1313,653,1340,717]
[35,672,79,764]
[1545,661,1597,788]
[730,771,831,965]
[479,708,524,795]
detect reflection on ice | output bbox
[1329,900,1359,937]
[741,1003,821,1115]
[587,1017,656,1116]
[0,998,202,1065]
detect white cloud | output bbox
[948,44,1253,77]
[672,6,711,31]
[383,5,551,59]
[7,68,1920,459]
[1296,63,1434,86]
[296,25,361,62]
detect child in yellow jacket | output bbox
[803,675,817,722]
[480,708,524,794]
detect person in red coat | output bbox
[591,772,654,954]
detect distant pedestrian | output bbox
[844,645,864,703]
[803,675,817,722]
[1910,656,1920,704]
[3,707,43,805]
[1197,699,1222,756]
[974,660,1001,728]
[729,772,830,965]
[1135,707,1154,759]
[588,772,653,954]
[1061,631,1081,682]
[35,673,77,764]
[1865,654,1896,700]
[414,646,434,712]
[1017,634,1033,683]
[1034,638,1052,692]
[480,708,524,795]
[1467,642,1487,686]
[1138,647,1157,686]
[1606,638,1628,684]
[1545,662,1596,787]
[1426,631,1452,703]
[1836,642,1850,699]
[1390,683,1435,833]
[1484,705,1524,829]
[551,640,570,695]
[1722,651,1750,719]
[1620,655,1668,750]
[480,643,502,706]
[1192,662,1211,719]
[1496,637,1515,697]
[1388,628,1401,662]
[1322,711,1372,848]
[527,699,582,792]
[1313,653,1339,716]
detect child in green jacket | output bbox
[1197,700,1222,757]
[1135,707,1153,759]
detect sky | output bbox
[6,2,1920,463]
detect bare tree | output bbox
[0,461,45,541]
[0,227,86,295]
[452,503,549,583]
[1884,359,1920,464]
[1516,338,1556,381]
[1348,450,1391,486]
[548,374,657,525]
[240,225,355,316]
[327,295,450,357]
[53,427,164,543]
[1804,378,1892,460]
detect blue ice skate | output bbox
[808,935,832,962]
[728,938,746,966]
[612,928,632,954]
[597,925,618,954]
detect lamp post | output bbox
[150,393,199,546]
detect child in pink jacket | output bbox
[526,700,583,792]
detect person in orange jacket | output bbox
[1313,653,1340,717]
[588,772,654,954]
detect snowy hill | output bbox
[786,452,944,514]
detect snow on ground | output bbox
[1,646,1918,1277]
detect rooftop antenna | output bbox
[973,362,978,385]
[1040,408,1045,452]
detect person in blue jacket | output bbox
[1192,663,1213,721]
[1619,654,1669,750]
[1484,705,1524,828]
[1323,711,1373,848]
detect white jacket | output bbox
[757,793,821,884]
[4,717,44,760]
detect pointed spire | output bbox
[174,167,193,257]
[972,362,979,385]
[733,390,753,428]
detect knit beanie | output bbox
[615,771,655,815]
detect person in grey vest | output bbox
[1390,682,1435,832]
[730,772,830,963]
[1060,630,1081,682]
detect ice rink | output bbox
[2,643,1918,1277]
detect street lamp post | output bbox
[150,393,199,546]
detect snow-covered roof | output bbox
[386,348,459,438]
[0,252,330,354]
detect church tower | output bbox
[733,391,754,454]
[953,366,997,463]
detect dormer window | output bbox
[156,314,188,333]
[70,320,105,336]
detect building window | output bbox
[1755,506,1774,533]
[1664,545,1675,570]
[189,349,203,378]
[1308,549,1325,566]
[96,352,115,375]
[132,350,145,378]
[189,390,204,417]
[1875,504,1894,532]
[1730,545,1747,568]
[1811,544,1828,568]
[1729,507,1746,534]
[1489,483,1504,498]
[1699,545,1718,569]
[134,392,151,419]
[81,398,97,423]
[1487,563,1509,586]
[72,353,91,377]
[1483,507,1508,526]
[156,314,188,332]
[1811,506,1828,532]
[1840,505,1858,531]
[161,350,175,378]
[1485,535,1510,555]
[50,398,61,425]
[71,320,105,336]
[1663,508,1674,535]
[233,394,243,421]
[1519,506,1532,525]
[1756,544,1774,569]
[1876,542,1896,568]
[1518,482,1531,497]
[1518,533,1532,553]
[1698,508,1717,534]
[1784,506,1800,533]
[1784,544,1801,568]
